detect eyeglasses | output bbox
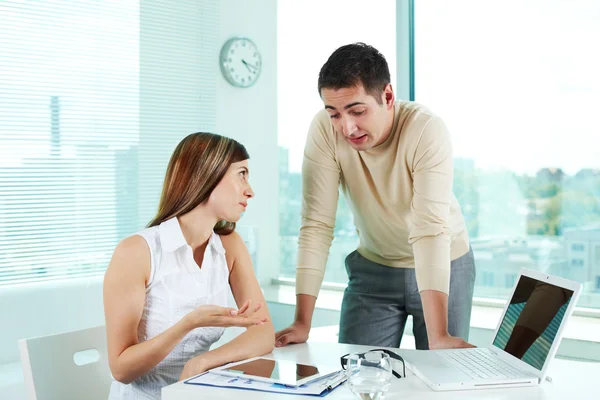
[340,348,406,379]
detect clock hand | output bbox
[241,59,252,72]
[241,59,258,72]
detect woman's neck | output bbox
[177,206,218,251]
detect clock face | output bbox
[220,37,261,88]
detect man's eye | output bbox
[351,110,365,116]
[329,114,340,119]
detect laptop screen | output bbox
[492,275,574,370]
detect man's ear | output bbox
[383,83,395,109]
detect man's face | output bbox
[321,83,394,151]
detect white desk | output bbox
[162,341,600,399]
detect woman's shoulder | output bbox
[218,231,245,252]
[113,234,152,264]
[125,225,161,254]
[106,233,152,286]
[218,231,249,269]
[111,226,159,267]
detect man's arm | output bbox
[421,290,473,348]
[409,116,474,349]
[276,111,340,347]
[274,294,317,346]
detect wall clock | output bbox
[220,37,262,88]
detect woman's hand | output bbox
[184,299,267,330]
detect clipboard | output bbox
[184,369,346,397]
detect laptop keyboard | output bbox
[438,348,529,380]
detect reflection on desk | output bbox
[163,341,600,400]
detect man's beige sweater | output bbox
[296,101,470,297]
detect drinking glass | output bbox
[344,350,393,400]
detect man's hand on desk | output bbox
[420,290,476,350]
[275,321,310,347]
[429,333,475,350]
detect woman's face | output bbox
[207,159,254,222]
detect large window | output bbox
[278,1,600,310]
[277,0,396,284]
[0,1,218,286]
[415,0,600,307]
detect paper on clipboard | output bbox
[184,370,347,396]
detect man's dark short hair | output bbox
[318,43,391,104]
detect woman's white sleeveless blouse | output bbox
[108,217,230,399]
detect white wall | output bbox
[217,0,279,285]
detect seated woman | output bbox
[104,132,275,399]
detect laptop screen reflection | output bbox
[492,275,574,370]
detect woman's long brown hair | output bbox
[147,132,249,235]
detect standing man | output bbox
[275,43,476,350]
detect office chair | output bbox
[18,325,112,400]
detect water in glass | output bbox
[345,351,393,400]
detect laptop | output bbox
[403,268,582,391]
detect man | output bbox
[275,43,476,350]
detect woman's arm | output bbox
[104,236,194,384]
[104,236,265,384]
[180,232,275,379]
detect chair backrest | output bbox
[18,325,112,400]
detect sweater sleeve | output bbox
[408,116,454,295]
[295,112,340,297]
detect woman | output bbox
[104,132,275,399]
